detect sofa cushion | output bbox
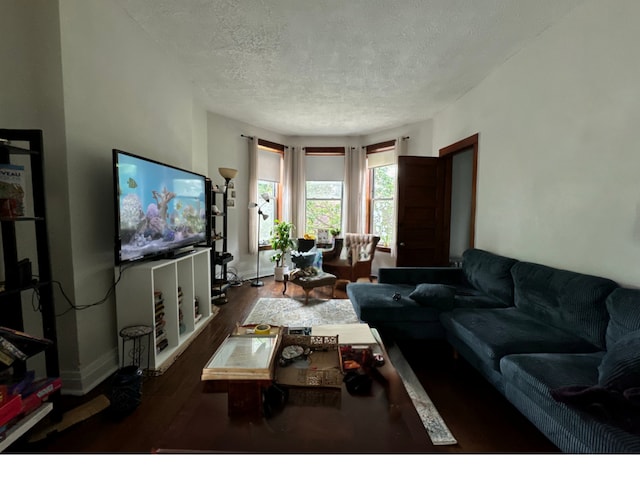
[598,331,640,391]
[346,283,440,324]
[511,262,618,349]
[441,307,601,372]
[499,352,640,452]
[605,288,640,349]
[409,283,455,310]
[462,248,518,306]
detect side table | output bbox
[119,325,153,372]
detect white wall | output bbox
[54,0,210,393]
[207,112,287,282]
[0,0,72,379]
[433,0,640,287]
[0,0,211,395]
[450,148,474,259]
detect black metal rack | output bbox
[0,128,61,449]
[209,179,233,304]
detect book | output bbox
[20,376,62,416]
[0,336,27,361]
[0,349,15,367]
[0,326,52,359]
[0,393,22,427]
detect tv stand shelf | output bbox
[114,248,214,374]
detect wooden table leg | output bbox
[303,287,311,305]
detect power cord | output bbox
[31,264,133,317]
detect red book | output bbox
[20,377,62,416]
[0,393,22,427]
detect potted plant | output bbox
[329,227,341,239]
[269,219,295,281]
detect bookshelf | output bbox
[0,129,60,449]
[114,248,214,374]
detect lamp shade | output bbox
[218,167,238,180]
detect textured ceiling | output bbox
[114,0,585,137]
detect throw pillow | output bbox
[409,283,455,310]
[598,331,640,391]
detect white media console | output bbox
[114,247,214,374]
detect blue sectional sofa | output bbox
[346,248,640,453]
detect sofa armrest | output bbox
[378,267,466,286]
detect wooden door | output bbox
[395,156,452,267]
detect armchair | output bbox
[322,233,380,282]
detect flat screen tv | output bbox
[113,149,208,265]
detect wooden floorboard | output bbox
[6,276,558,453]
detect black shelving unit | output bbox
[209,179,233,304]
[0,128,61,449]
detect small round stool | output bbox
[119,325,153,371]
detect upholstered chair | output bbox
[322,233,381,282]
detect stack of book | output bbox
[177,286,185,334]
[154,291,168,353]
[0,326,52,369]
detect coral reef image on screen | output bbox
[116,153,206,262]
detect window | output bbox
[257,179,277,246]
[367,141,396,249]
[304,148,345,238]
[305,181,342,235]
[257,141,283,247]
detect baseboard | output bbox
[59,348,119,396]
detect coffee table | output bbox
[154,327,435,453]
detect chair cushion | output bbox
[598,331,640,391]
[409,283,455,310]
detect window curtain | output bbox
[354,146,367,233]
[248,136,258,255]
[342,147,351,235]
[390,136,407,258]
[292,147,306,237]
[345,146,363,233]
[282,146,293,223]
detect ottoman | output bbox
[283,272,337,305]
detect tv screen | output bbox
[113,149,208,264]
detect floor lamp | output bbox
[248,193,271,287]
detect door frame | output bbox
[439,133,479,249]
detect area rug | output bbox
[242,297,457,446]
[243,298,359,327]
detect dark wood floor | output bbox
[6,276,558,454]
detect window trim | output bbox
[256,140,285,250]
[366,140,397,251]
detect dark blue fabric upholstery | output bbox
[346,248,516,341]
[442,307,600,372]
[409,283,455,310]
[605,288,640,348]
[501,352,640,453]
[462,248,518,306]
[598,331,640,391]
[511,262,618,348]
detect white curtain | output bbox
[390,136,408,258]
[282,146,293,223]
[345,146,362,233]
[341,147,351,235]
[354,146,367,233]
[292,147,306,237]
[248,136,258,255]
